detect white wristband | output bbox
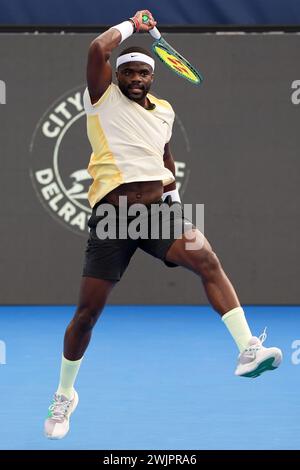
[162,189,181,203]
[112,20,134,43]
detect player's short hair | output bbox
[118,46,153,59]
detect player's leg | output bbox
[56,277,116,399]
[44,195,139,438]
[166,231,240,315]
[44,276,115,439]
[165,229,282,377]
[63,276,116,361]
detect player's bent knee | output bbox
[73,306,102,332]
[192,249,221,279]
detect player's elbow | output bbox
[89,36,112,62]
[89,39,103,55]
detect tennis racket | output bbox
[142,14,203,86]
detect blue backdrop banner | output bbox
[0,0,300,25]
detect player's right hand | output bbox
[132,10,157,32]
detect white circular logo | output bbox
[30,85,190,236]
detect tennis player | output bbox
[44,10,282,439]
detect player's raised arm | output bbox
[86,10,156,104]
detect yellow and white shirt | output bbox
[83,83,175,207]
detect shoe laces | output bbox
[48,394,72,421]
[258,327,267,344]
[239,328,267,364]
[245,327,267,353]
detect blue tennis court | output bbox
[0,305,299,450]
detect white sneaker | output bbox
[44,390,79,439]
[235,328,282,378]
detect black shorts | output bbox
[82,197,193,281]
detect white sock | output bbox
[56,355,83,399]
[222,307,252,352]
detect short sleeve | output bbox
[83,84,113,115]
[166,106,175,143]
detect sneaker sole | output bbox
[240,357,279,378]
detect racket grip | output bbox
[149,27,161,40]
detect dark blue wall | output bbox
[0,0,300,25]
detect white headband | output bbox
[116,52,155,70]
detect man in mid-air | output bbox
[44,9,282,439]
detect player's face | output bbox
[116,62,154,102]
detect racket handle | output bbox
[141,14,161,40]
[149,26,161,40]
